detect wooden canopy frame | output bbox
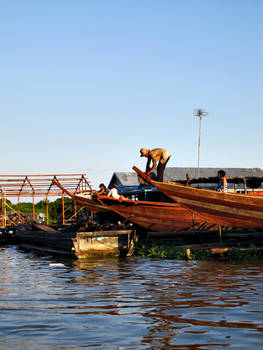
[0,174,92,227]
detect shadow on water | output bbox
[0,246,263,349]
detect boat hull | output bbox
[74,194,110,213]
[16,225,134,258]
[133,166,263,230]
[98,196,210,232]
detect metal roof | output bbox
[109,167,263,188]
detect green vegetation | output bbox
[135,238,188,259]
[0,197,77,223]
[229,244,263,261]
[135,238,263,261]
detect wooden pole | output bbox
[1,192,3,227]
[244,179,247,194]
[1,192,5,227]
[218,224,222,243]
[74,201,77,221]
[32,193,35,222]
[18,195,21,223]
[192,213,195,231]
[62,192,65,224]
[3,192,6,228]
[46,196,49,224]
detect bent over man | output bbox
[140,147,171,182]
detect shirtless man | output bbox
[140,148,171,182]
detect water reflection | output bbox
[0,246,263,349]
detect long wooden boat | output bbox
[133,166,263,230]
[98,195,214,232]
[16,223,134,258]
[53,178,218,232]
[52,179,110,213]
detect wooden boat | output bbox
[97,195,206,232]
[133,166,263,230]
[53,177,218,232]
[52,179,110,213]
[16,223,134,258]
[0,227,17,244]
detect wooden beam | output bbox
[62,192,65,224]
[32,192,35,221]
[46,196,49,225]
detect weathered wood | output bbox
[72,230,133,258]
[133,166,263,230]
[15,225,134,258]
[32,223,58,232]
[98,195,216,233]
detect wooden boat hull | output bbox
[74,194,110,213]
[72,230,134,258]
[98,196,211,232]
[16,225,134,258]
[133,166,263,230]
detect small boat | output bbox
[133,166,263,230]
[0,227,17,244]
[16,223,134,258]
[98,195,211,232]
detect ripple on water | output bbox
[0,247,263,349]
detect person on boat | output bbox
[140,147,171,182]
[107,185,127,200]
[216,170,228,193]
[97,183,109,195]
[107,186,120,199]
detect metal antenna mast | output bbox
[194,108,208,178]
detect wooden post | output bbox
[186,248,191,260]
[3,192,6,228]
[74,200,77,221]
[18,195,21,223]
[218,224,222,243]
[32,193,35,222]
[1,192,3,227]
[192,213,195,231]
[62,192,65,224]
[1,191,4,227]
[46,196,49,224]
[244,179,247,194]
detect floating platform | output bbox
[0,227,17,245]
[15,224,135,258]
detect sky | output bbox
[0,0,262,191]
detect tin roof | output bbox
[109,167,263,188]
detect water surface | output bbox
[1,246,263,349]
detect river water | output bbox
[0,246,263,349]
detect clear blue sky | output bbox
[1,0,262,189]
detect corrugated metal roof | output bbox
[108,167,263,187]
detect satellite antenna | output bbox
[194,109,208,178]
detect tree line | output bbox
[0,197,77,223]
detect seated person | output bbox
[107,186,120,199]
[216,170,228,193]
[97,183,109,195]
[107,186,127,200]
